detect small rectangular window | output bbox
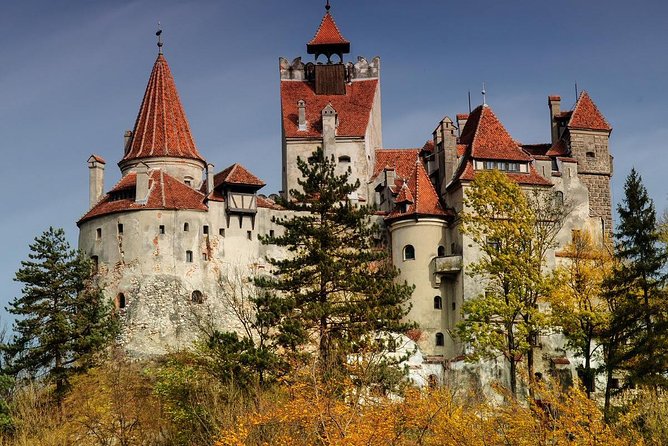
[186,251,193,262]
[219,228,225,237]
[159,225,165,234]
[117,223,123,234]
[202,252,208,261]
[91,255,99,273]
[203,225,209,235]
[247,230,252,240]
[269,229,275,238]
[96,228,102,240]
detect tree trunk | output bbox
[584,335,592,398]
[604,365,614,419]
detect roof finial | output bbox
[482,82,487,107]
[156,21,163,55]
[325,0,331,11]
[575,80,579,100]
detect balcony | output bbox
[433,255,463,276]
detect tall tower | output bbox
[549,92,613,237]
[279,3,382,202]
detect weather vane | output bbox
[482,82,487,106]
[326,0,330,11]
[156,21,163,54]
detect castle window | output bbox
[452,301,456,311]
[184,222,189,232]
[91,255,99,273]
[487,238,501,251]
[451,243,456,254]
[551,159,559,171]
[159,225,165,234]
[203,225,209,235]
[219,228,225,237]
[96,228,102,240]
[115,293,126,310]
[186,250,193,262]
[555,191,564,206]
[483,161,521,172]
[586,151,596,158]
[434,296,443,310]
[117,223,123,235]
[247,231,252,240]
[437,245,445,257]
[191,290,204,304]
[403,245,415,261]
[338,155,351,163]
[202,252,208,261]
[184,176,194,187]
[435,332,445,347]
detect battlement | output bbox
[279,56,380,81]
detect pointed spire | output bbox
[460,105,532,161]
[122,54,205,163]
[307,6,350,62]
[568,91,612,131]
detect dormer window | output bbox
[184,176,194,187]
[483,161,521,172]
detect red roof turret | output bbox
[568,91,612,132]
[122,54,205,164]
[307,9,350,62]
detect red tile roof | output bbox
[308,12,349,46]
[89,154,106,164]
[214,163,265,188]
[546,139,569,157]
[78,170,207,224]
[421,140,435,153]
[459,105,532,162]
[456,113,469,120]
[548,95,561,101]
[123,54,205,163]
[521,144,551,157]
[372,148,420,181]
[387,161,446,220]
[257,196,284,210]
[568,91,611,132]
[457,144,467,156]
[281,79,378,138]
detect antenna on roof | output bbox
[468,90,472,113]
[574,81,579,100]
[325,0,331,11]
[482,82,487,107]
[156,21,163,55]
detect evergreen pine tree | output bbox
[602,169,668,410]
[256,148,414,376]
[3,227,117,403]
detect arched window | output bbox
[434,296,442,310]
[183,222,189,232]
[403,245,415,261]
[435,332,445,347]
[115,293,126,310]
[191,290,204,304]
[186,251,193,263]
[555,191,564,206]
[437,245,445,257]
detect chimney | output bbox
[298,100,307,131]
[135,162,149,204]
[436,117,457,193]
[321,103,337,158]
[87,155,106,209]
[456,114,469,137]
[124,130,133,155]
[207,163,215,194]
[548,95,561,145]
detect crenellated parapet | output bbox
[279,56,380,81]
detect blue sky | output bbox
[1,0,667,324]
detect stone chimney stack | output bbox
[206,163,215,194]
[321,103,337,158]
[124,130,133,156]
[548,95,561,145]
[87,155,106,209]
[298,100,307,131]
[456,114,469,137]
[433,117,457,194]
[135,162,149,204]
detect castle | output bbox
[77,6,613,380]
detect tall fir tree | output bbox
[3,227,117,403]
[256,148,414,376]
[602,168,668,410]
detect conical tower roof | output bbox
[307,9,350,60]
[122,54,205,163]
